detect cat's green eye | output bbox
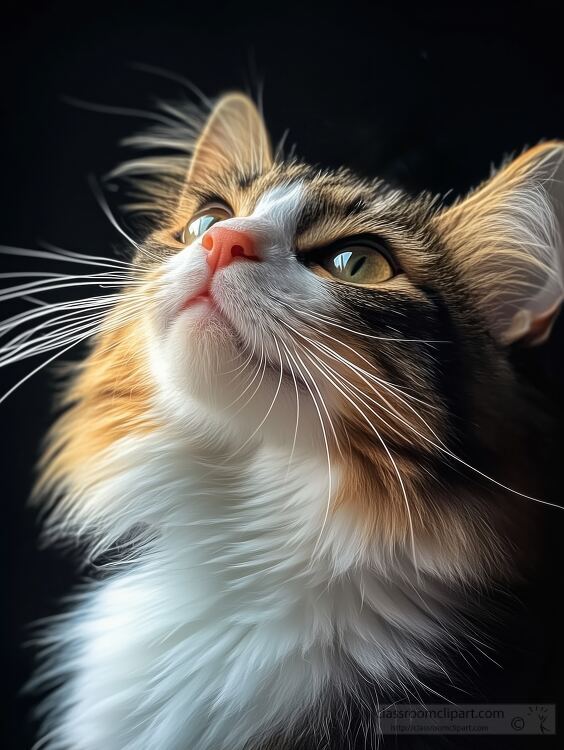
[320,243,395,285]
[181,203,232,244]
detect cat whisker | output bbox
[0,272,90,280]
[279,339,336,559]
[224,339,285,457]
[1,299,144,358]
[0,312,108,364]
[287,305,447,345]
[0,300,128,353]
[0,327,100,369]
[286,317,564,513]
[280,302,442,411]
[225,340,266,412]
[0,284,147,391]
[20,296,50,307]
[0,296,123,338]
[299,343,412,450]
[296,342,420,576]
[322,346,563,511]
[39,241,156,274]
[282,347,301,479]
[0,244,133,271]
[223,327,258,377]
[0,276,140,303]
[88,177,143,255]
[0,331,96,405]
[278,314,444,444]
[0,288,147,333]
[290,342,342,457]
[298,316,443,412]
[305,336,447,448]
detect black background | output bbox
[1,2,564,749]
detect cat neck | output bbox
[47,419,477,750]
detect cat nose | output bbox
[201,226,260,272]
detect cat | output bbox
[14,92,563,749]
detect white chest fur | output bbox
[38,427,450,750]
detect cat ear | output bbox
[188,93,272,184]
[435,142,564,345]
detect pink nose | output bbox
[201,226,259,272]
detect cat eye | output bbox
[317,241,395,285]
[181,202,232,244]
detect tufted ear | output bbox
[188,93,272,185]
[435,142,564,345]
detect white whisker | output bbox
[88,178,142,253]
[227,340,266,412]
[1,244,132,270]
[0,331,95,405]
[226,339,285,457]
[280,340,335,558]
[282,348,301,478]
[297,342,420,575]
[0,295,125,337]
[285,312,563,513]
[289,305,447,345]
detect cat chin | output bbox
[153,302,239,392]
[148,307,325,451]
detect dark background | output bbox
[1,2,564,748]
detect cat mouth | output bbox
[177,290,308,389]
[177,288,245,342]
[179,287,212,312]
[177,288,230,323]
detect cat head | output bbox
[42,93,564,577]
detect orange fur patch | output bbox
[37,296,156,506]
[316,330,506,578]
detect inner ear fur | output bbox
[187,92,272,186]
[435,142,564,345]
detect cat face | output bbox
[41,93,564,577]
[147,161,443,455]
